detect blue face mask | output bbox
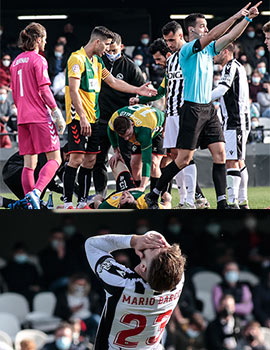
[258,49,265,57]
[105,52,121,62]
[225,270,239,283]
[55,51,63,58]
[141,38,149,46]
[258,67,266,75]
[51,239,63,250]
[168,224,182,235]
[55,337,72,350]
[14,254,28,264]
[63,225,76,236]
[0,94,7,102]
[134,59,143,67]
[186,329,200,338]
[247,31,255,38]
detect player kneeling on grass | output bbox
[92,157,171,209]
[85,231,186,350]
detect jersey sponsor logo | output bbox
[116,73,124,80]
[116,269,126,277]
[88,78,100,90]
[111,194,121,200]
[167,71,182,80]
[98,260,113,273]
[13,57,29,66]
[72,64,80,73]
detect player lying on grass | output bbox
[91,157,171,209]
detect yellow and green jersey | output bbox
[138,75,168,104]
[108,105,165,177]
[98,190,163,209]
[65,47,110,124]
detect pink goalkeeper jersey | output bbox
[10,51,52,125]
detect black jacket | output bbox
[98,54,145,122]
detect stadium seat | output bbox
[238,271,259,287]
[0,312,21,340]
[259,117,270,143]
[15,329,48,350]
[196,289,216,321]
[0,330,13,347]
[0,293,29,324]
[192,270,222,294]
[25,292,61,332]
[261,327,270,350]
[0,341,14,350]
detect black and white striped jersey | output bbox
[85,235,184,350]
[166,51,184,117]
[219,59,250,131]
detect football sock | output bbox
[77,166,93,203]
[150,177,159,192]
[63,165,77,203]
[184,163,197,206]
[35,159,59,193]
[239,166,249,203]
[213,163,227,204]
[22,167,35,195]
[226,168,241,203]
[175,170,186,205]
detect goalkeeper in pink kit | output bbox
[10,22,66,209]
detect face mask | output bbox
[213,80,220,87]
[252,77,261,84]
[186,329,200,338]
[2,59,10,67]
[206,223,221,236]
[247,31,255,38]
[258,67,266,75]
[63,225,76,236]
[14,254,28,264]
[251,121,259,128]
[168,224,182,235]
[55,51,62,58]
[0,94,7,102]
[105,52,121,62]
[245,217,257,230]
[0,30,3,36]
[136,226,149,234]
[55,337,71,350]
[213,64,220,72]
[141,38,149,46]
[74,284,85,295]
[213,101,220,107]
[51,239,63,249]
[258,50,265,57]
[225,270,239,283]
[134,59,143,67]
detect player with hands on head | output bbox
[85,231,186,349]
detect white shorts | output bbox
[224,129,249,160]
[163,115,180,149]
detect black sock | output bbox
[78,167,92,202]
[160,167,173,195]
[149,161,181,200]
[63,165,77,203]
[195,182,205,199]
[135,180,141,187]
[212,163,227,204]
[150,177,159,192]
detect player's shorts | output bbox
[115,171,136,192]
[224,129,249,160]
[18,121,60,155]
[176,101,225,150]
[131,134,166,156]
[163,115,180,149]
[67,120,100,154]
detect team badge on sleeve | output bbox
[98,260,112,273]
[72,64,80,73]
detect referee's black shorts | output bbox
[176,101,225,150]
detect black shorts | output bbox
[115,171,136,192]
[67,120,100,154]
[131,134,166,156]
[176,101,225,150]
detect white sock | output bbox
[175,171,186,205]
[239,166,249,203]
[226,168,241,203]
[184,164,196,206]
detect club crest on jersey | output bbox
[116,73,124,80]
[98,260,112,273]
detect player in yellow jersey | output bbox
[62,27,157,209]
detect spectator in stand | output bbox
[61,23,78,53]
[250,98,261,118]
[239,53,253,78]
[132,33,154,67]
[54,273,101,343]
[6,103,18,139]
[5,36,22,60]
[0,86,12,148]
[47,44,67,83]
[253,267,270,328]
[133,53,149,81]
[257,61,268,80]
[237,321,267,350]
[51,68,66,114]
[250,44,268,70]
[257,76,270,118]
[1,242,41,309]
[42,322,89,350]
[38,228,79,291]
[0,53,11,90]
[239,25,264,64]
[213,261,253,321]
[20,340,37,350]
[248,116,264,143]
[249,70,264,102]
[205,294,242,350]
[166,312,206,350]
